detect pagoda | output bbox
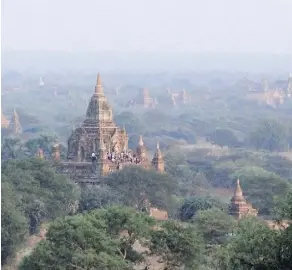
[229,179,258,220]
[56,74,164,183]
[1,110,10,128]
[9,109,22,135]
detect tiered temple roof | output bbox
[57,73,165,182]
[229,179,258,220]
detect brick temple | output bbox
[55,74,165,183]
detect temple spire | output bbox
[234,179,243,197]
[95,73,104,95]
[152,141,164,173]
[138,135,144,146]
[9,108,22,134]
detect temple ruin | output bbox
[56,74,165,183]
[126,88,157,108]
[229,179,258,220]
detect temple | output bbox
[1,110,10,129]
[229,179,258,220]
[56,74,165,183]
[126,88,157,108]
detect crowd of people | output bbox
[91,150,144,167]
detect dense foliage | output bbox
[1,158,80,264]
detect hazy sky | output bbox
[2,0,292,53]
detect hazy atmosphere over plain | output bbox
[2,0,292,53]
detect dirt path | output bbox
[4,226,47,270]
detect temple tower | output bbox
[152,142,165,173]
[52,144,61,161]
[229,179,258,220]
[9,109,22,135]
[1,110,10,128]
[136,135,148,161]
[67,73,128,162]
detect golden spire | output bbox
[138,135,144,146]
[234,179,243,197]
[95,73,104,95]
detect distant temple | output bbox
[1,110,10,129]
[229,179,258,220]
[167,89,191,106]
[56,74,165,183]
[126,88,157,108]
[1,109,22,135]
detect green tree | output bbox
[248,119,289,151]
[19,206,155,270]
[192,207,236,244]
[150,220,205,269]
[105,166,178,213]
[179,197,227,221]
[217,217,281,270]
[2,158,80,234]
[1,182,28,265]
[79,184,122,212]
[1,138,26,160]
[207,128,241,148]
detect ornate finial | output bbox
[95,73,104,95]
[157,141,160,149]
[139,135,144,146]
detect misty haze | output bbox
[1,1,292,270]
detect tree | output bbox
[217,217,281,270]
[1,182,28,265]
[150,220,205,269]
[19,206,155,270]
[1,138,26,160]
[207,128,241,148]
[248,119,289,151]
[192,207,236,244]
[105,166,178,213]
[179,197,227,221]
[79,184,122,212]
[2,158,80,234]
